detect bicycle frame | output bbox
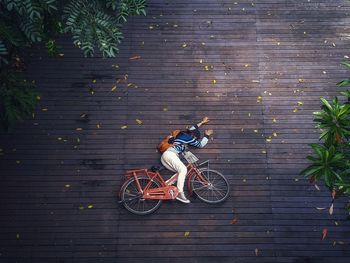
[122,162,210,201]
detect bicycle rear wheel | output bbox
[120,176,162,215]
[191,168,230,204]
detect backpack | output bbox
[157,130,182,153]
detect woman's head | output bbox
[186,129,201,139]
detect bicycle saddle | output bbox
[150,165,166,172]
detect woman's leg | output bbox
[161,151,187,192]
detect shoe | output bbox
[176,192,190,204]
[165,179,176,186]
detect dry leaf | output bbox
[314,184,320,191]
[230,218,238,225]
[332,43,336,47]
[130,55,141,60]
[199,59,203,63]
[329,203,334,215]
[331,189,336,199]
[76,128,83,131]
[254,129,258,133]
[262,150,266,154]
[298,78,304,83]
[272,118,277,123]
[121,125,128,129]
[322,228,328,240]
[272,132,277,137]
[136,119,143,125]
[111,64,119,69]
[240,128,244,132]
[292,108,298,113]
[97,123,101,129]
[212,79,216,84]
[297,101,303,106]
[204,65,209,71]
[334,221,339,226]
[184,231,190,237]
[111,85,117,92]
[316,207,326,210]
[182,43,187,48]
[245,64,250,67]
[266,138,272,142]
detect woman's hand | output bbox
[201,116,210,124]
[205,129,213,136]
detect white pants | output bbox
[161,150,187,192]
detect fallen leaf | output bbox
[163,107,168,111]
[111,64,119,69]
[111,85,117,92]
[130,55,141,60]
[182,43,187,48]
[135,119,143,125]
[331,189,336,199]
[212,79,216,84]
[240,128,244,132]
[254,129,258,133]
[272,118,277,123]
[322,71,327,74]
[332,43,336,47]
[230,218,238,225]
[92,79,97,83]
[58,53,64,57]
[204,65,209,71]
[272,132,278,137]
[76,128,83,131]
[36,96,41,100]
[334,221,339,226]
[255,248,259,256]
[65,184,71,188]
[245,64,250,67]
[316,207,326,210]
[184,231,190,237]
[297,101,303,106]
[252,80,260,83]
[266,138,272,142]
[97,123,101,129]
[292,108,298,113]
[121,125,128,129]
[42,108,48,112]
[322,228,328,240]
[298,78,304,83]
[262,150,266,154]
[329,203,334,215]
[314,184,320,191]
[89,88,94,95]
[87,204,93,209]
[16,233,20,239]
[257,96,262,100]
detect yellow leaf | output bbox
[292,108,298,113]
[111,85,117,92]
[184,231,190,237]
[266,138,272,142]
[257,96,262,100]
[272,132,277,137]
[272,118,277,123]
[136,119,143,125]
[121,125,128,129]
[212,79,216,84]
[297,101,303,106]
[254,129,258,133]
[204,65,209,71]
[87,204,93,209]
[182,43,187,48]
[92,79,97,83]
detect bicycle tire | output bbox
[120,176,162,215]
[191,168,230,204]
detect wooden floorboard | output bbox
[1,0,350,262]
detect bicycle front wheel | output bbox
[191,168,230,204]
[120,176,162,215]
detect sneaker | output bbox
[176,192,190,204]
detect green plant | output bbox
[301,144,348,188]
[302,61,350,218]
[0,70,38,131]
[313,97,350,147]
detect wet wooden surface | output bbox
[1,0,350,262]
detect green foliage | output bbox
[0,70,38,131]
[45,39,57,56]
[301,144,348,188]
[302,60,350,217]
[313,97,350,147]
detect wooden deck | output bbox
[1,0,350,262]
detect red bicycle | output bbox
[119,151,230,215]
